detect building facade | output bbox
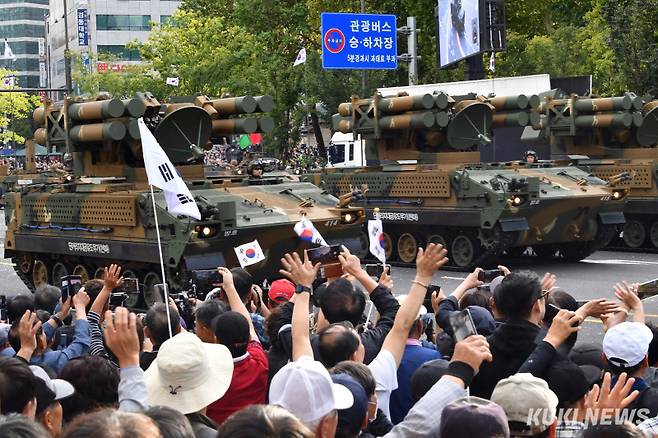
[47,0,181,91]
[0,0,48,88]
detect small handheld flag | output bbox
[234,240,266,268]
[368,217,386,264]
[294,217,327,246]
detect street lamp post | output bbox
[62,0,73,95]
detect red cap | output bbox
[268,279,295,303]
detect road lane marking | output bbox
[440,276,467,281]
[582,259,658,266]
[0,261,14,267]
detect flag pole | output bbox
[150,184,173,338]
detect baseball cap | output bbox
[411,358,450,401]
[439,396,510,438]
[488,275,504,295]
[144,332,234,414]
[603,321,654,368]
[331,373,368,435]
[30,365,75,415]
[268,279,295,304]
[396,295,427,320]
[491,373,558,435]
[270,357,353,423]
[569,343,606,370]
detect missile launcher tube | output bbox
[69,122,127,142]
[211,118,258,134]
[211,96,257,115]
[68,99,125,121]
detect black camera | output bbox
[109,292,128,309]
[478,269,503,283]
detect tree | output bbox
[0,69,41,146]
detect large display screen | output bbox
[437,0,481,67]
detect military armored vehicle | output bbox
[5,93,363,307]
[303,92,628,269]
[522,91,658,250]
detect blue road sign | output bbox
[321,12,397,70]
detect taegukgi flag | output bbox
[234,240,266,268]
[368,217,386,264]
[166,77,179,86]
[294,217,327,246]
[293,48,306,67]
[137,118,201,220]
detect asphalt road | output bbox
[1,209,657,344]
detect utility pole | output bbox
[62,0,73,95]
[397,17,421,86]
[360,0,367,96]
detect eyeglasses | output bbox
[539,290,550,300]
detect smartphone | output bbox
[544,303,561,322]
[61,275,83,301]
[120,278,140,294]
[0,295,6,321]
[306,245,341,265]
[365,263,392,277]
[109,292,128,308]
[191,269,223,291]
[449,309,478,342]
[478,269,503,283]
[425,284,441,312]
[638,278,658,299]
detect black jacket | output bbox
[470,319,542,399]
[272,285,400,372]
[186,413,217,438]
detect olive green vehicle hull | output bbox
[3,179,362,308]
[304,161,625,269]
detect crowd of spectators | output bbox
[1,244,658,438]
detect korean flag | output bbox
[138,118,201,220]
[234,240,266,268]
[294,217,327,246]
[368,217,386,264]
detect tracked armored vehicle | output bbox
[5,93,363,307]
[303,92,628,269]
[523,91,658,250]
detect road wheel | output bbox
[426,233,448,249]
[143,272,165,307]
[32,259,49,288]
[16,253,32,274]
[72,264,90,284]
[122,270,140,308]
[397,233,419,263]
[94,267,106,280]
[51,262,69,286]
[451,233,477,268]
[622,220,646,248]
[650,221,658,249]
[533,245,557,259]
[383,232,395,261]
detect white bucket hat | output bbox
[144,332,234,414]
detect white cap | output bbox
[603,321,654,368]
[145,332,234,414]
[30,366,75,400]
[491,373,558,434]
[269,357,354,423]
[396,294,427,320]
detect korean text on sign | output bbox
[321,12,397,70]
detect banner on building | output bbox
[77,9,88,46]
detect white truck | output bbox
[326,132,366,168]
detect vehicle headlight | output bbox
[194,225,216,238]
[612,190,626,200]
[510,195,525,206]
[341,212,358,224]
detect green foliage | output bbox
[0,69,41,145]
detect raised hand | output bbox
[104,307,140,368]
[16,310,42,360]
[103,264,123,290]
[338,245,363,277]
[451,335,492,375]
[415,243,449,281]
[280,252,320,287]
[378,268,394,290]
[541,273,557,292]
[544,309,581,348]
[585,372,639,415]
